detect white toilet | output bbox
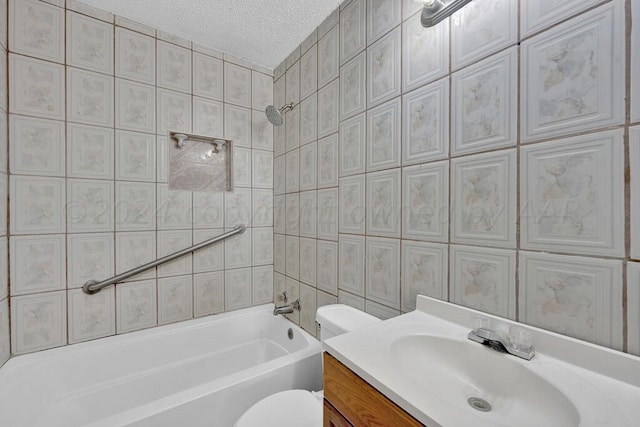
[234,304,380,427]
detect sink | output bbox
[388,334,580,427]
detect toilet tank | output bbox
[315,304,381,343]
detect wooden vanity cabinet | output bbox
[323,352,425,427]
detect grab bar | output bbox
[82,224,246,295]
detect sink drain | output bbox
[467,397,492,412]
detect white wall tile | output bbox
[299,237,317,286]
[520,130,625,257]
[365,237,400,309]
[521,0,625,142]
[339,234,365,296]
[157,230,191,277]
[115,27,156,84]
[252,265,274,305]
[451,149,516,248]
[9,115,65,177]
[285,235,300,279]
[116,279,157,333]
[115,231,156,281]
[340,0,366,64]
[274,233,285,274]
[158,275,193,325]
[299,191,317,238]
[252,227,273,266]
[452,47,517,155]
[300,93,317,145]
[252,150,273,189]
[366,168,400,238]
[193,229,224,273]
[340,52,366,120]
[67,11,114,75]
[450,245,516,319]
[367,27,401,107]
[318,79,339,138]
[68,286,115,343]
[316,240,338,295]
[225,227,251,268]
[67,123,114,179]
[67,68,114,127]
[519,251,623,349]
[339,112,366,177]
[194,271,224,317]
[193,52,223,100]
[10,235,65,295]
[367,0,401,45]
[67,233,114,289]
[365,300,400,320]
[451,0,517,70]
[67,179,114,233]
[223,104,250,147]
[115,182,156,231]
[0,299,9,366]
[225,268,252,310]
[402,78,449,164]
[317,188,338,241]
[521,0,603,38]
[9,0,64,63]
[318,134,339,188]
[299,282,317,332]
[284,277,300,324]
[318,26,339,88]
[9,54,65,120]
[339,174,366,234]
[157,41,191,93]
[115,131,155,182]
[225,188,252,227]
[0,238,7,302]
[300,45,318,100]
[285,149,299,193]
[299,143,318,191]
[285,105,300,151]
[193,192,224,229]
[252,110,273,151]
[252,189,273,228]
[225,63,251,107]
[10,176,65,234]
[339,290,365,311]
[233,147,252,188]
[157,89,192,134]
[402,161,448,242]
[401,240,448,311]
[11,291,67,354]
[285,61,300,106]
[628,262,640,356]
[367,97,401,171]
[252,70,273,110]
[115,79,156,133]
[402,14,448,92]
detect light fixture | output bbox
[415,0,473,27]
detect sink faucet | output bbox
[468,327,535,360]
[273,299,301,316]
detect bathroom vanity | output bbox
[322,295,640,427]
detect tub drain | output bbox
[467,397,492,412]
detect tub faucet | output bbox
[468,327,535,360]
[273,299,301,316]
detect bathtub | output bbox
[0,304,323,427]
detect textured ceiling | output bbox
[79,0,343,69]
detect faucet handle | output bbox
[276,290,288,304]
[509,326,533,350]
[472,315,491,331]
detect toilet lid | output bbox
[234,390,323,427]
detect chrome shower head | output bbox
[265,103,294,126]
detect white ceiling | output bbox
[80,0,343,70]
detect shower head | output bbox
[265,103,294,126]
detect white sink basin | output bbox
[324,295,640,427]
[388,335,580,427]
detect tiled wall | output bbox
[0,0,274,361]
[0,0,7,368]
[274,0,640,354]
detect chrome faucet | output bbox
[273,299,301,315]
[468,327,535,360]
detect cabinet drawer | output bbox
[323,352,424,427]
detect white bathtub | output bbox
[0,304,323,427]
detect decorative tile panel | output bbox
[285,149,299,193]
[365,237,400,309]
[157,41,191,93]
[451,149,516,248]
[9,54,65,120]
[317,188,338,241]
[194,271,224,317]
[520,130,625,257]
[318,26,339,88]
[68,287,115,344]
[67,233,114,289]
[519,251,623,349]
[285,105,300,151]
[9,0,64,63]
[339,234,365,296]
[402,78,449,164]
[317,134,339,188]
[299,238,317,286]
[452,47,517,155]
[401,241,448,311]
[158,275,193,325]
[451,0,517,70]
[252,189,273,227]
[193,97,223,136]
[521,1,625,142]
[11,291,67,354]
[252,265,274,305]
[115,79,155,133]
[367,0,401,45]
[340,0,366,64]
[285,193,299,236]
[193,229,224,273]
[193,52,223,100]
[339,174,366,234]
[339,113,366,177]
[156,89,192,133]
[299,143,318,191]
[317,240,338,295]
[193,192,224,229]
[285,61,300,106]
[116,279,157,333]
[225,268,252,310]
[115,131,155,182]
[156,230,192,277]
[366,168,400,238]
[115,28,155,84]
[67,68,114,127]
[9,115,65,177]
[10,235,65,295]
[402,161,449,242]
[521,0,603,38]
[299,283,317,332]
[252,150,273,189]
[367,27,401,107]
[10,176,65,234]
[67,11,114,74]
[252,227,273,266]
[300,45,318,101]
[225,188,252,228]
[233,147,252,188]
[274,234,285,274]
[367,97,401,171]
[300,93,317,145]
[157,184,192,229]
[223,104,250,147]
[116,231,156,281]
[450,245,516,319]
[318,79,339,138]
[67,124,114,179]
[252,110,273,151]
[115,182,156,231]
[285,235,300,279]
[252,71,273,110]
[225,62,251,107]
[402,13,448,92]
[340,52,366,120]
[67,179,114,233]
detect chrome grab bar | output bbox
[82,224,246,295]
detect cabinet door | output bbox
[324,400,353,427]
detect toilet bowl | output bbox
[234,305,380,427]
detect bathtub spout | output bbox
[273,299,301,315]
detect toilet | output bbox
[234,304,381,427]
